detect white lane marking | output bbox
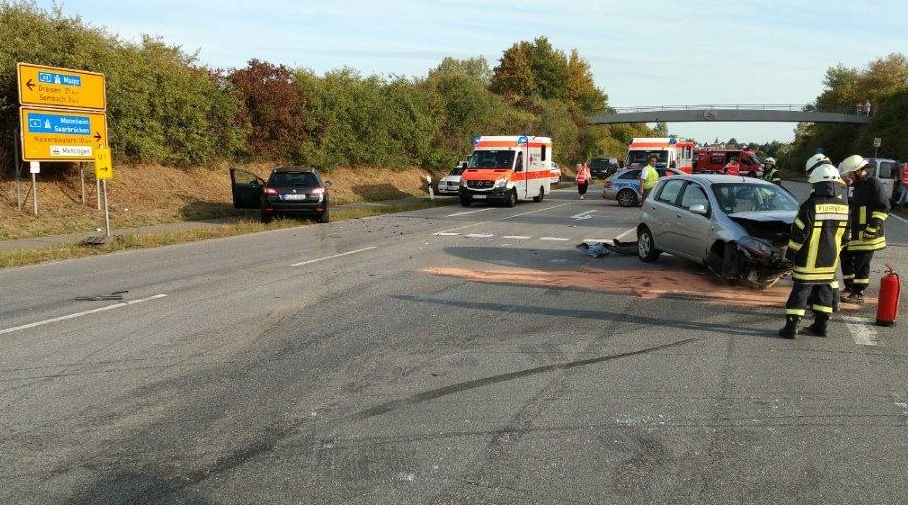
[435,232,460,236]
[582,238,615,243]
[840,315,878,346]
[888,212,907,226]
[501,202,571,220]
[447,208,496,217]
[570,210,597,220]
[0,294,168,336]
[291,246,376,267]
[437,202,571,234]
[465,233,495,238]
[540,237,570,241]
[502,235,531,240]
[614,226,637,241]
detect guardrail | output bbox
[598,104,868,115]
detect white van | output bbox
[864,158,901,203]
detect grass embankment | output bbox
[0,162,447,268]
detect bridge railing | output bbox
[599,104,865,115]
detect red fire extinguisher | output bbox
[876,263,901,327]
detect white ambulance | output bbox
[459,135,553,207]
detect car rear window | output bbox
[270,172,319,186]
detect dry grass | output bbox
[0,162,437,240]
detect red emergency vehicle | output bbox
[694,147,764,177]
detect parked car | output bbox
[637,174,799,289]
[601,167,685,207]
[589,157,619,179]
[230,167,331,223]
[549,162,562,184]
[438,162,467,195]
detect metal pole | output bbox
[13,127,22,211]
[96,177,101,210]
[80,162,86,205]
[31,172,38,216]
[103,179,111,237]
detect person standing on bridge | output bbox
[838,154,890,304]
[639,155,659,204]
[575,162,591,200]
[778,163,850,339]
[762,157,782,186]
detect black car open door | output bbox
[229,168,265,209]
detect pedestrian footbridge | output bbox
[588,104,871,125]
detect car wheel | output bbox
[506,189,518,208]
[617,189,638,207]
[260,211,272,224]
[532,187,544,202]
[317,208,330,223]
[637,226,661,262]
[460,196,471,207]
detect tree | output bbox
[229,59,306,160]
[565,49,607,113]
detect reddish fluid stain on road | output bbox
[425,266,868,310]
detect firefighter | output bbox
[779,163,850,338]
[838,154,890,304]
[762,157,781,186]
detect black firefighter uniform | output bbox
[842,176,890,294]
[784,194,850,318]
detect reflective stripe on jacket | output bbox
[786,197,849,283]
[846,176,890,252]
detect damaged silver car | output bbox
[637,174,798,289]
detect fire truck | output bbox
[694,147,764,177]
[459,135,553,207]
[624,137,694,173]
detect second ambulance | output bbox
[459,135,553,207]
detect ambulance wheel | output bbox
[637,226,661,262]
[617,189,638,207]
[460,196,471,207]
[533,187,544,202]
[506,189,518,208]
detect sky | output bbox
[41,0,905,144]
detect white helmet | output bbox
[807,163,841,184]
[764,157,776,165]
[805,153,831,174]
[838,154,869,176]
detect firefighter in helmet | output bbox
[837,154,890,304]
[779,163,850,338]
[762,157,781,186]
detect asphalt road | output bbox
[1,183,907,504]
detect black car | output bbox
[230,167,331,223]
[589,157,619,179]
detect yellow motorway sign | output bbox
[19,106,108,162]
[17,62,107,110]
[94,147,113,180]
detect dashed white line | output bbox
[465,233,495,238]
[447,208,497,217]
[840,315,878,346]
[0,294,168,336]
[502,235,531,240]
[435,232,460,236]
[291,246,376,266]
[540,237,570,241]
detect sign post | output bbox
[94,147,113,237]
[29,162,40,215]
[873,137,881,158]
[15,62,108,222]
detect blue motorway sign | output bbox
[25,112,91,135]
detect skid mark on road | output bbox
[351,338,698,422]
